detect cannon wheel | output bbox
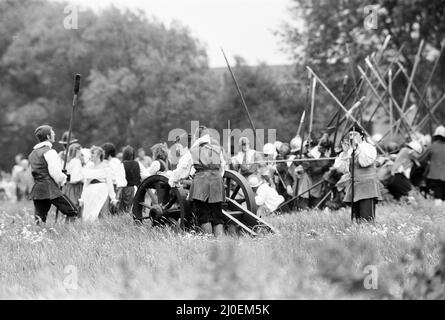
[223,170,257,214]
[133,171,276,235]
[132,175,192,228]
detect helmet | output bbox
[247,174,262,188]
[263,143,277,156]
[290,135,302,152]
[274,141,283,151]
[407,140,423,154]
[433,126,445,139]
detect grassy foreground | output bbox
[0,198,444,300]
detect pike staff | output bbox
[62,74,81,174]
[350,126,356,222]
[306,66,385,154]
[331,75,349,156]
[221,48,256,142]
[56,74,81,222]
[395,39,424,134]
[308,76,317,144]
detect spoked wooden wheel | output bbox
[132,175,192,228]
[221,170,261,235]
[223,170,257,214]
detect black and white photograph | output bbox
[1,0,445,305]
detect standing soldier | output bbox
[28,125,78,224]
[344,125,382,223]
[189,127,226,237]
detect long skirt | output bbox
[62,182,83,210]
[80,183,109,222]
[119,186,136,213]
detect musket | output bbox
[252,157,337,165]
[274,179,325,213]
[221,49,256,141]
[56,74,81,223]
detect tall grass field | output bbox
[1,197,444,299]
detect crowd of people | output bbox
[1,122,445,235]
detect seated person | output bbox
[248,173,284,218]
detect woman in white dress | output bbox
[79,146,118,222]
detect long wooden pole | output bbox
[395,39,424,134]
[221,49,256,139]
[308,76,317,144]
[306,66,386,154]
[396,61,441,126]
[415,94,445,132]
[361,60,414,136]
[388,68,394,140]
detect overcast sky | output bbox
[62,0,296,67]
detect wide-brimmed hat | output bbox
[58,131,78,145]
[247,174,262,188]
[433,126,445,139]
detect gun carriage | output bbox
[132,170,276,236]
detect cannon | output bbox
[132,170,277,235]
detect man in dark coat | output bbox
[343,125,382,223]
[28,125,78,224]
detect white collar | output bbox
[33,141,53,150]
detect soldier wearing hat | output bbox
[343,125,382,223]
[28,125,78,223]
[388,140,423,200]
[419,126,445,208]
[248,173,284,218]
[189,126,226,236]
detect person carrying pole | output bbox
[343,125,382,223]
